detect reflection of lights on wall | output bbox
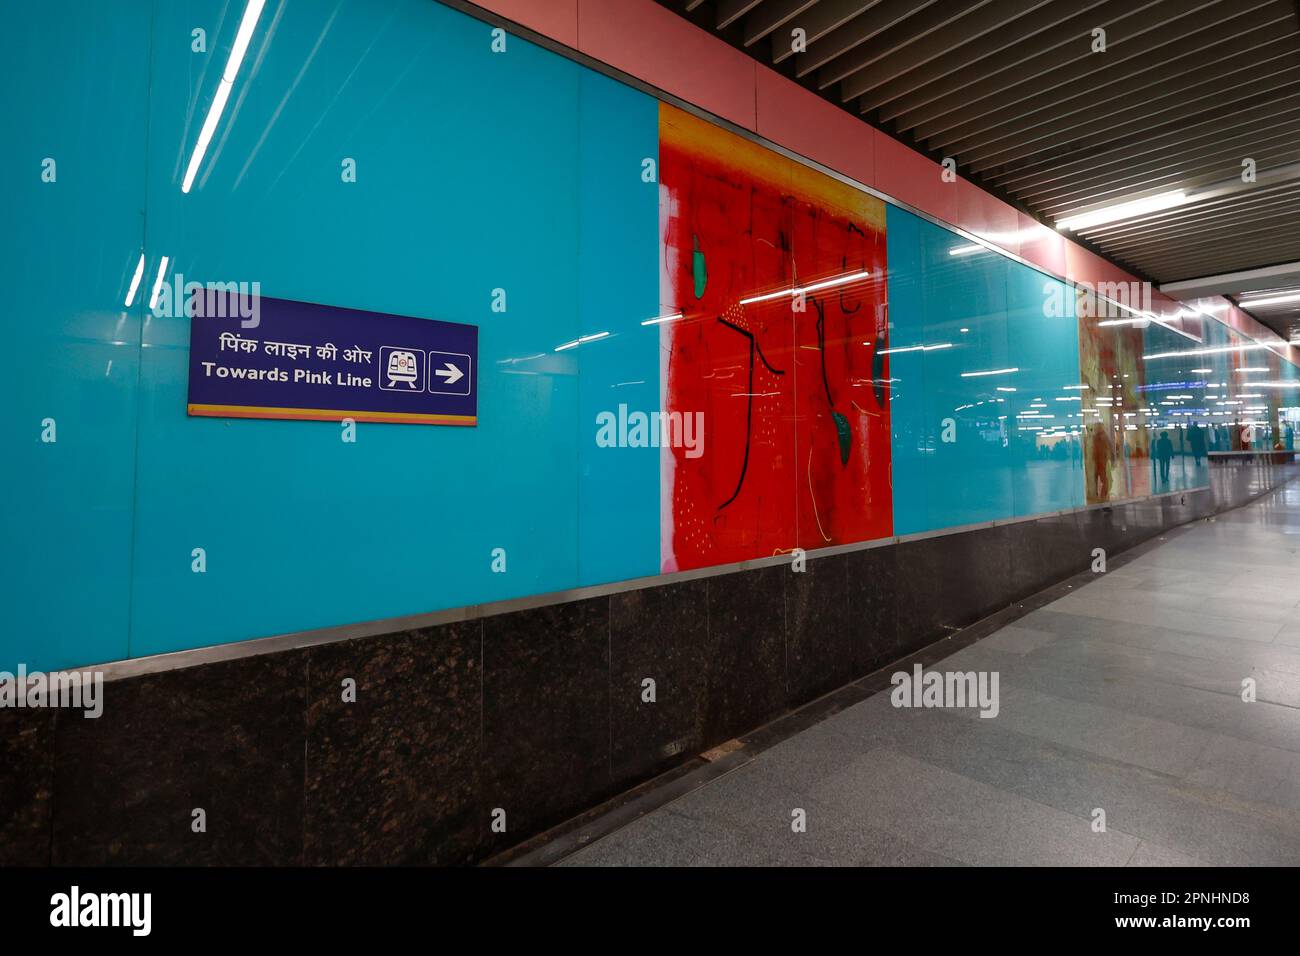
[148,256,170,310]
[124,254,145,308]
[642,312,682,326]
[878,342,953,355]
[181,0,266,193]
[554,331,610,352]
[739,269,870,305]
[1144,343,1272,360]
[961,367,1019,378]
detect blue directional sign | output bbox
[187,292,478,426]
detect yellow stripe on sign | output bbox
[187,404,476,426]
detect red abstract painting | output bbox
[658,104,893,572]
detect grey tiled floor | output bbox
[562,484,1300,867]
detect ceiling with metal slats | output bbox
[664,0,1300,339]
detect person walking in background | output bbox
[1155,430,1174,485]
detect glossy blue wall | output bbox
[886,206,1085,535]
[2,0,660,671]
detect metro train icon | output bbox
[385,349,421,389]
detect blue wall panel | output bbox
[128,0,595,658]
[1005,268,1085,516]
[0,1,152,672]
[575,70,661,587]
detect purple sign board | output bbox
[187,293,477,426]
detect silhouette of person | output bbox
[1089,422,1112,499]
[1155,430,1173,485]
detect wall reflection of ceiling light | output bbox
[1097,317,1152,327]
[555,331,610,352]
[148,256,170,310]
[961,367,1019,378]
[1143,343,1271,360]
[181,0,266,193]
[124,253,145,308]
[877,342,953,355]
[641,312,682,326]
[739,270,869,306]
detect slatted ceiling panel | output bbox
[837,0,1053,101]
[970,54,1300,172]
[660,0,1300,337]
[1088,187,1300,245]
[878,0,1181,133]
[771,0,880,64]
[814,0,996,90]
[1240,288,1300,343]
[715,0,764,29]
[868,0,1118,121]
[904,0,1235,142]
[742,0,819,44]
[794,0,941,75]
[992,120,1300,198]
[955,43,1300,166]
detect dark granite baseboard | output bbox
[4,461,1296,865]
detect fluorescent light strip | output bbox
[124,253,145,307]
[147,256,170,310]
[961,367,1019,378]
[1056,190,1186,232]
[181,0,266,193]
[1239,291,1300,308]
[641,312,682,326]
[739,270,869,306]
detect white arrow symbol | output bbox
[435,362,464,386]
